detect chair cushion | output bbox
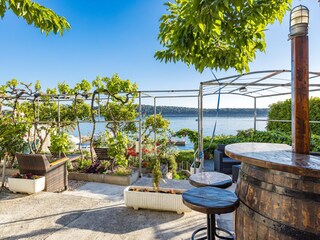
[217,144,226,152]
[222,157,240,164]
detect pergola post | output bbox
[199,84,204,172]
[138,92,142,177]
[253,98,257,132]
[154,97,157,157]
[57,95,61,134]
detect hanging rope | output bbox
[206,70,221,149]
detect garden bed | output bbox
[68,169,139,186]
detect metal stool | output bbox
[182,187,239,240]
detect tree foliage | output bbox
[90,74,138,165]
[0,0,70,35]
[93,74,138,136]
[267,97,320,135]
[142,114,170,142]
[155,0,291,73]
[0,116,26,161]
[50,131,71,155]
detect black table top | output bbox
[182,187,239,214]
[189,172,232,188]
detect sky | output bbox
[0,0,319,108]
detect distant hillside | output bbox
[140,105,268,117]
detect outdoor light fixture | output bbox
[239,86,247,92]
[289,5,309,38]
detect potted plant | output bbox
[8,173,45,194]
[124,158,191,214]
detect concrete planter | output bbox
[68,169,139,186]
[8,176,45,194]
[124,186,192,214]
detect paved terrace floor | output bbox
[0,177,235,240]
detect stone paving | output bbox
[0,177,235,240]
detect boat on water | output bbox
[170,140,186,146]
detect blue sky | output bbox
[0,0,319,108]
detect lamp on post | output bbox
[289,5,309,39]
[289,5,310,154]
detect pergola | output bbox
[198,69,320,171]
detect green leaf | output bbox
[198,22,205,33]
[156,0,291,73]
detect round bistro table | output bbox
[189,172,233,189]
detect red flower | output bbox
[127,148,138,157]
[142,148,150,154]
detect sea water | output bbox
[72,116,267,150]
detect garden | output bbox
[1,76,320,191]
[0,76,192,189]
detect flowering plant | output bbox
[11,173,41,180]
[127,147,138,157]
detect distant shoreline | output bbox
[158,113,268,117]
[140,105,268,117]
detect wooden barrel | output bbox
[235,163,320,240]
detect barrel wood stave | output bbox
[236,163,320,239]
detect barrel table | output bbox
[225,142,320,240]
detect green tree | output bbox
[91,74,138,164]
[267,97,320,135]
[0,0,70,35]
[0,116,26,166]
[155,0,291,73]
[58,80,91,159]
[142,114,170,143]
[10,81,75,153]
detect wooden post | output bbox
[292,36,310,154]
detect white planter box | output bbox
[124,186,192,214]
[8,176,45,194]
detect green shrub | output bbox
[311,134,320,152]
[100,160,111,169]
[50,132,71,154]
[152,159,162,191]
[114,166,132,176]
[236,129,292,145]
[267,97,320,135]
[78,158,92,171]
[173,170,187,180]
[267,99,291,133]
[162,154,177,176]
[175,150,194,164]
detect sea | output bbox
[73,116,267,150]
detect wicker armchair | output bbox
[213,144,241,174]
[16,153,69,192]
[94,147,111,161]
